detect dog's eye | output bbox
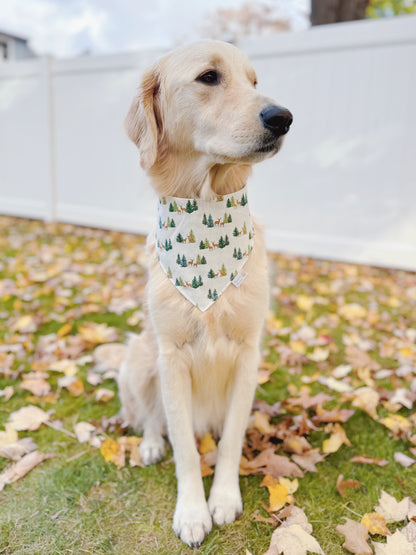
[196,70,220,85]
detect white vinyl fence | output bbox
[1,15,416,270]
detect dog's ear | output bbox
[125,67,160,171]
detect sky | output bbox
[0,0,309,58]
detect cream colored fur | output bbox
[119,40,288,548]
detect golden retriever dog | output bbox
[119,40,292,547]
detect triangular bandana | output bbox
[156,185,254,311]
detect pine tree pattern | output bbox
[156,185,254,311]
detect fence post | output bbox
[41,55,56,222]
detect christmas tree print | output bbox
[225,234,230,246]
[219,236,225,249]
[228,214,232,223]
[170,219,176,228]
[241,193,247,206]
[198,275,203,287]
[248,231,252,240]
[230,272,234,281]
[208,289,212,300]
[192,276,199,288]
[164,239,172,251]
[201,256,207,264]
[175,278,180,286]
[220,264,227,276]
[233,227,239,237]
[237,248,243,260]
[177,233,183,243]
[188,229,196,243]
[231,196,236,207]
[199,240,205,250]
[159,217,162,229]
[178,277,185,287]
[161,197,167,205]
[233,248,237,259]
[167,217,171,227]
[186,200,193,214]
[167,267,172,279]
[169,202,174,212]
[192,200,198,212]
[212,289,218,301]
[202,213,207,225]
[196,254,202,265]
[176,253,181,265]
[204,238,210,249]
[242,222,247,234]
[208,269,215,278]
[207,214,214,228]
[181,255,187,267]
[226,198,232,208]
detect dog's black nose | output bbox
[260,105,293,137]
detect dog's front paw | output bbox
[208,485,243,526]
[139,437,165,465]
[173,499,212,548]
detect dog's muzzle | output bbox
[260,105,293,137]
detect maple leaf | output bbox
[282,436,311,455]
[345,346,381,371]
[336,474,364,497]
[350,455,389,467]
[313,407,355,424]
[291,449,326,472]
[78,323,119,346]
[240,449,303,479]
[74,422,96,443]
[336,518,372,555]
[95,388,115,402]
[20,377,51,397]
[0,451,55,492]
[375,490,411,523]
[373,529,414,554]
[198,433,217,454]
[260,475,297,512]
[360,513,391,536]
[380,414,412,438]
[264,523,324,555]
[253,411,275,435]
[351,387,380,419]
[8,405,51,431]
[322,423,351,454]
[252,400,282,417]
[286,390,332,410]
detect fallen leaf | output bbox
[0,424,18,447]
[360,512,391,536]
[339,303,367,321]
[336,518,372,555]
[380,414,412,437]
[282,436,311,455]
[375,490,411,523]
[350,455,389,467]
[336,474,364,497]
[67,378,84,397]
[314,407,355,424]
[322,423,351,454]
[20,377,51,397]
[373,529,414,554]
[351,387,380,419]
[253,411,275,435]
[74,422,96,444]
[199,433,217,455]
[0,437,38,461]
[201,456,214,477]
[0,386,14,402]
[95,388,115,402]
[0,451,55,491]
[264,523,324,555]
[8,405,51,431]
[240,449,303,479]
[78,323,119,346]
[291,449,326,472]
[394,452,416,467]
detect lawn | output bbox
[0,215,415,554]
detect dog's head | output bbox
[125,40,292,171]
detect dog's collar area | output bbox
[156,185,254,311]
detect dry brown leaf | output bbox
[345,346,381,371]
[239,448,303,479]
[252,411,275,435]
[20,377,51,397]
[67,378,84,397]
[78,323,119,346]
[282,436,312,455]
[313,407,355,424]
[351,387,380,419]
[95,388,115,402]
[336,518,372,555]
[373,529,414,554]
[200,456,214,477]
[375,490,411,522]
[350,455,389,467]
[0,451,55,491]
[286,390,333,410]
[322,423,351,454]
[336,474,364,497]
[264,523,324,555]
[291,449,326,472]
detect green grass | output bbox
[1,216,416,554]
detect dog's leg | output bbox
[158,348,212,548]
[208,346,260,525]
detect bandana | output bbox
[156,185,254,311]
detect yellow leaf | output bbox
[289,340,306,354]
[361,512,391,536]
[323,424,351,454]
[296,295,314,312]
[199,433,217,455]
[260,475,293,512]
[339,303,367,321]
[200,456,214,477]
[57,323,73,337]
[100,439,120,463]
[380,414,412,435]
[308,347,329,362]
[253,411,275,435]
[67,378,84,397]
[278,477,298,495]
[352,387,380,419]
[0,424,18,447]
[258,369,271,385]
